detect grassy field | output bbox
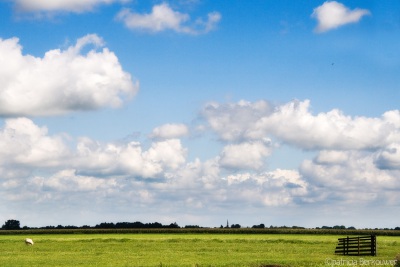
[0,233,399,266]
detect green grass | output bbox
[0,234,399,266]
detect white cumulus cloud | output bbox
[312,1,370,33]
[116,3,221,34]
[202,99,400,151]
[73,138,187,178]
[0,118,188,180]
[0,34,138,116]
[258,100,400,150]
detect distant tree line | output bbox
[94,221,180,229]
[318,225,353,230]
[250,224,305,229]
[317,225,400,231]
[1,219,180,230]
[2,219,400,231]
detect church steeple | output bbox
[226,220,229,228]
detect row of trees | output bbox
[1,219,249,230]
[1,220,180,230]
[2,219,400,231]
[94,222,179,229]
[1,220,243,230]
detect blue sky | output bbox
[1,0,400,228]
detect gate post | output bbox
[371,235,376,256]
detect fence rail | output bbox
[335,235,376,256]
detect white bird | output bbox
[25,238,34,245]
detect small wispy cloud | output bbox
[312,1,370,33]
[116,3,221,35]
[150,123,189,140]
[13,0,129,13]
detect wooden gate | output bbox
[335,235,376,256]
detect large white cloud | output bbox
[256,100,400,150]
[202,99,400,151]
[0,34,138,116]
[116,3,221,34]
[13,0,129,13]
[312,1,370,33]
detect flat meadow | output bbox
[0,229,399,266]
